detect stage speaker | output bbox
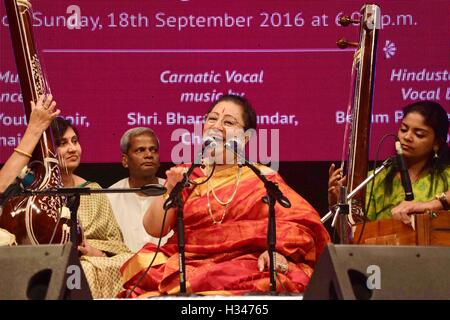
[0,243,92,300]
[304,244,450,300]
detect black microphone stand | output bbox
[335,186,350,244]
[224,143,291,294]
[163,153,204,296]
[17,184,166,197]
[8,184,166,246]
[66,194,81,245]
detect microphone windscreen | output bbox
[21,172,35,188]
[225,138,242,152]
[141,184,167,196]
[395,140,403,155]
[202,136,217,149]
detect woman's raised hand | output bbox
[29,94,60,133]
[328,163,347,207]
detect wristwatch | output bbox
[436,192,450,210]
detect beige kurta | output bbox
[78,182,133,299]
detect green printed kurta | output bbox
[366,166,450,221]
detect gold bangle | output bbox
[162,192,169,201]
[14,148,32,158]
[436,192,450,210]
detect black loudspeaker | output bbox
[0,243,92,300]
[304,244,450,300]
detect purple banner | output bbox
[1,0,449,162]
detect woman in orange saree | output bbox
[119,95,330,297]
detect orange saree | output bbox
[119,164,330,298]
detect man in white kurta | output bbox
[107,176,174,252]
[107,128,173,252]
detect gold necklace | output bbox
[206,166,242,224]
[206,198,229,225]
[207,166,242,205]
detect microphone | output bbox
[0,166,35,206]
[395,139,414,201]
[225,137,252,167]
[202,136,218,150]
[17,165,35,188]
[224,137,242,153]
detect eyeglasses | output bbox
[204,112,244,128]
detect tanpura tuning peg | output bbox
[339,16,360,27]
[336,38,358,49]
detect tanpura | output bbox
[324,4,381,243]
[0,0,80,245]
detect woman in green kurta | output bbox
[365,165,450,221]
[329,100,449,223]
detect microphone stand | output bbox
[163,153,203,296]
[10,184,166,246]
[224,144,291,294]
[18,184,166,197]
[320,157,393,227]
[66,194,81,245]
[332,186,350,244]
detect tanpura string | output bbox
[339,53,358,172]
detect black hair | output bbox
[50,117,79,147]
[385,100,449,196]
[206,94,257,131]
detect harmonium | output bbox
[353,211,450,246]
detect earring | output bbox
[433,147,439,159]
